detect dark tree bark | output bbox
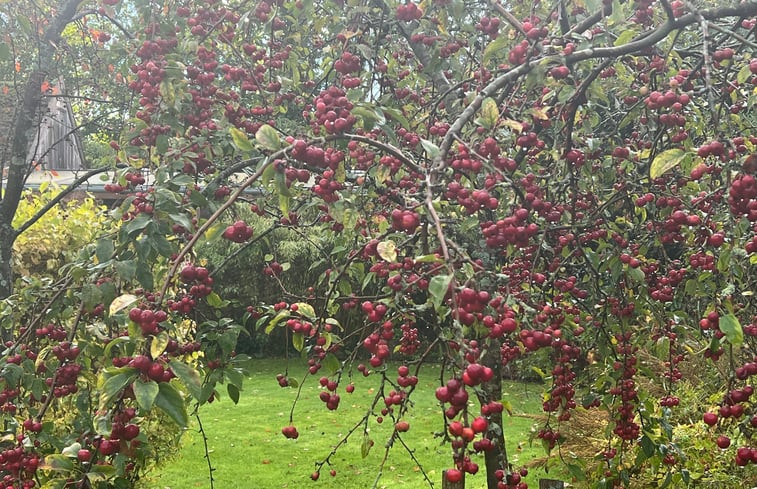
[478,345,508,489]
[0,0,82,312]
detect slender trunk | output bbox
[479,345,507,489]
[0,222,16,341]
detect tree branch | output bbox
[14,166,113,236]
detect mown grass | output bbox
[147,358,559,489]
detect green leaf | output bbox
[135,261,154,290]
[292,332,305,352]
[98,370,138,410]
[206,291,225,308]
[737,63,753,84]
[719,314,744,347]
[155,382,188,427]
[168,360,204,401]
[420,139,440,160]
[150,234,174,258]
[361,434,372,458]
[352,105,385,130]
[96,238,114,263]
[133,379,159,411]
[230,127,254,152]
[322,353,340,375]
[428,274,452,309]
[649,148,687,179]
[114,260,137,282]
[255,124,281,151]
[227,383,240,404]
[627,267,645,283]
[483,35,509,65]
[566,463,587,481]
[264,310,290,334]
[81,284,102,310]
[478,97,499,129]
[614,29,637,46]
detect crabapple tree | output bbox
[2,0,757,488]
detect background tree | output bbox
[2,0,757,488]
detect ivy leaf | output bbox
[134,379,159,411]
[154,382,189,427]
[719,314,744,347]
[255,124,281,151]
[649,148,687,179]
[230,127,254,153]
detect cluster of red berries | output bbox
[481,212,539,249]
[0,444,40,488]
[179,264,214,298]
[398,322,420,355]
[127,355,174,383]
[390,209,420,232]
[48,363,82,398]
[475,16,500,39]
[128,307,168,336]
[361,325,392,368]
[310,86,356,135]
[729,174,757,221]
[0,387,20,414]
[435,378,469,419]
[97,407,140,457]
[494,468,529,489]
[51,341,80,363]
[318,376,341,410]
[312,169,344,203]
[222,220,254,243]
[610,336,640,441]
[395,2,422,21]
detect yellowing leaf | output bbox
[110,294,138,316]
[377,240,397,262]
[255,124,281,151]
[649,148,687,179]
[502,119,524,133]
[531,107,550,120]
[230,127,254,153]
[478,97,499,129]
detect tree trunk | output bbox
[0,222,16,340]
[479,345,508,489]
[0,0,81,303]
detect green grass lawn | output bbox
[147,358,558,489]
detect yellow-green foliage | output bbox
[12,185,108,277]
